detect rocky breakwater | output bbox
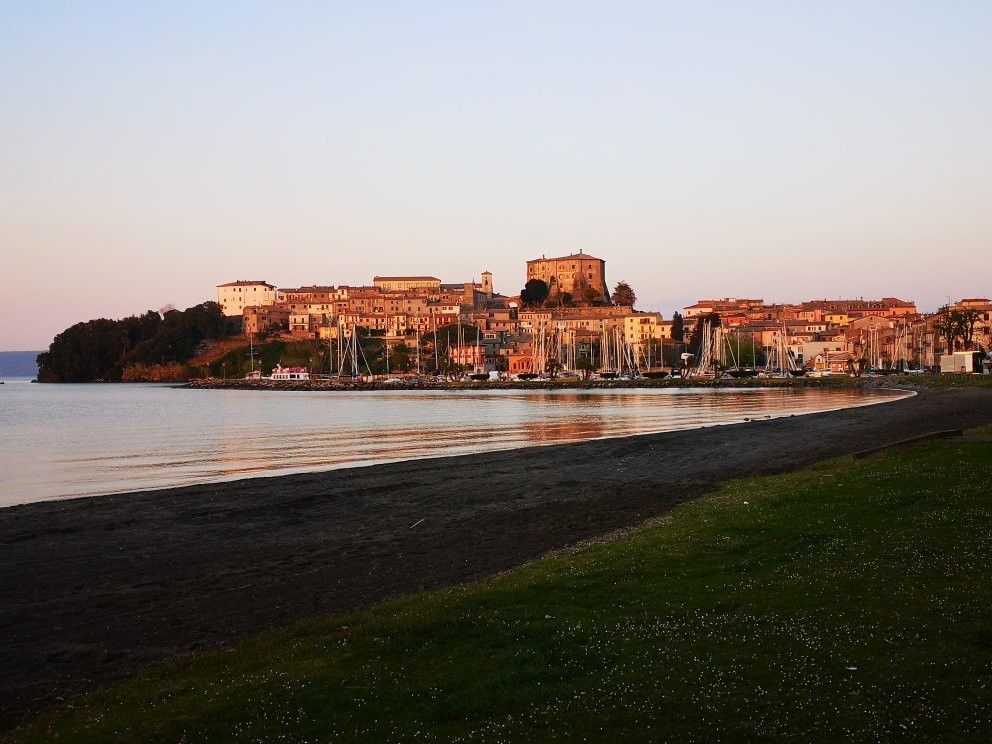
[184,376,885,392]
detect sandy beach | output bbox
[2,384,992,731]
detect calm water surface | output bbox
[0,382,909,506]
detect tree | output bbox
[670,312,685,344]
[932,306,961,353]
[960,308,983,350]
[390,343,413,373]
[612,281,636,307]
[723,334,766,368]
[519,279,549,307]
[38,302,237,382]
[847,357,870,377]
[688,313,721,355]
[438,358,464,381]
[576,357,598,380]
[428,323,480,356]
[37,318,130,382]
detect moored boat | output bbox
[269,365,310,381]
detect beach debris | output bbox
[743,501,749,505]
[409,518,425,529]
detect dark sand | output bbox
[2,385,992,730]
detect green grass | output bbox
[906,375,992,389]
[12,440,992,742]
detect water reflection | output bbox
[0,385,910,506]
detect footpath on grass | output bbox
[11,425,992,742]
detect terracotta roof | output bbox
[217,280,274,288]
[373,276,440,282]
[526,253,603,263]
[279,285,338,293]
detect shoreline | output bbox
[2,383,911,510]
[184,374,921,392]
[3,384,992,730]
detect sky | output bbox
[2,1,990,351]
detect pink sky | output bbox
[3,2,990,350]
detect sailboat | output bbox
[726,328,759,378]
[468,321,489,381]
[244,333,262,379]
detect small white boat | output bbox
[268,365,310,381]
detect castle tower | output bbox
[525,253,605,297]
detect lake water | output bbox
[0,382,909,507]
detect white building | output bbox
[217,280,276,317]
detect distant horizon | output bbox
[3,2,990,351]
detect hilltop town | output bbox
[218,253,991,378]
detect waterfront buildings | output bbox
[216,259,987,375]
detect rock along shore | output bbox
[184,375,910,393]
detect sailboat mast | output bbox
[432,309,439,374]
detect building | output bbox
[623,312,664,347]
[242,305,290,335]
[683,298,765,319]
[373,276,441,292]
[526,251,606,298]
[277,286,347,303]
[217,281,276,316]
[801,298,917,318]
[953,299,992,351]
[448,344,485,372]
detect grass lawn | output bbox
[12,435,992,742]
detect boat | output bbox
[269,365,310,381]
[727,368,759,378]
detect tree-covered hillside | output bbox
[37,303,240,382]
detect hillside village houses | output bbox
[685,296,991,372]
[218,255,991,375]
